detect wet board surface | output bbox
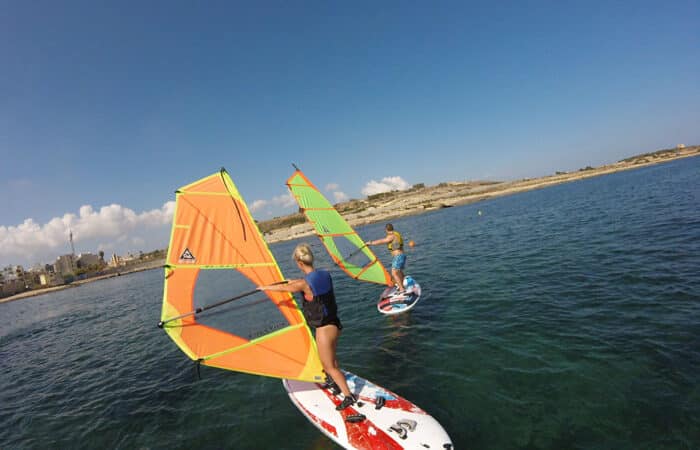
[283,370,453,449]
[377,281,422,315]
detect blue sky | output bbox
[1,1,699,267]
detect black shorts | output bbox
[315,316,342,331]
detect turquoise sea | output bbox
[1,156,699,449]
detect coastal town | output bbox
[0,242,165,302]
[2,144,697,303]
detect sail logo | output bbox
[179,248,196,263]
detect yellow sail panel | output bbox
[161,169,324,382]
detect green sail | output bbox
[286,170,392,286]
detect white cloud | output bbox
[271,191,297,208]
[249,199,268,212]
[0,201,175,265]
[333,191,349,202]
[361,176,410,196]
[249,191,299,220]
[323,182,348,204]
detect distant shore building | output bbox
[76,253,102,269]
[1,265,28,297]
[109,253,122,268]
[1,265,21,282]
[108,252,140,268]
[122,253,137,263]
[55,254,76,276]
[1,278,25,297]
[39,272,64,287]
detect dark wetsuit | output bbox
[302,270,342,330]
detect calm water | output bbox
[2,156,699,449]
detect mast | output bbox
[69,228,76,257]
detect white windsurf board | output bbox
[283,370,452,449]
[377,280,422,315]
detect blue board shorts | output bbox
[391,253,406,270]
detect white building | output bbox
[109,253,122,267]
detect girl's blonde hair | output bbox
[293,243,314,265]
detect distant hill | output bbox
[257,144,698,239]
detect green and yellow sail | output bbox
[287,168,392,286]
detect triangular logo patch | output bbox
[179,248,196,263]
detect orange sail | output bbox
[160,168,324,382]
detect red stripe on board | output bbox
[317,384,404,450]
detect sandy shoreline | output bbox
[263,149,699,244]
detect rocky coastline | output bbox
[261,146,699,244]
